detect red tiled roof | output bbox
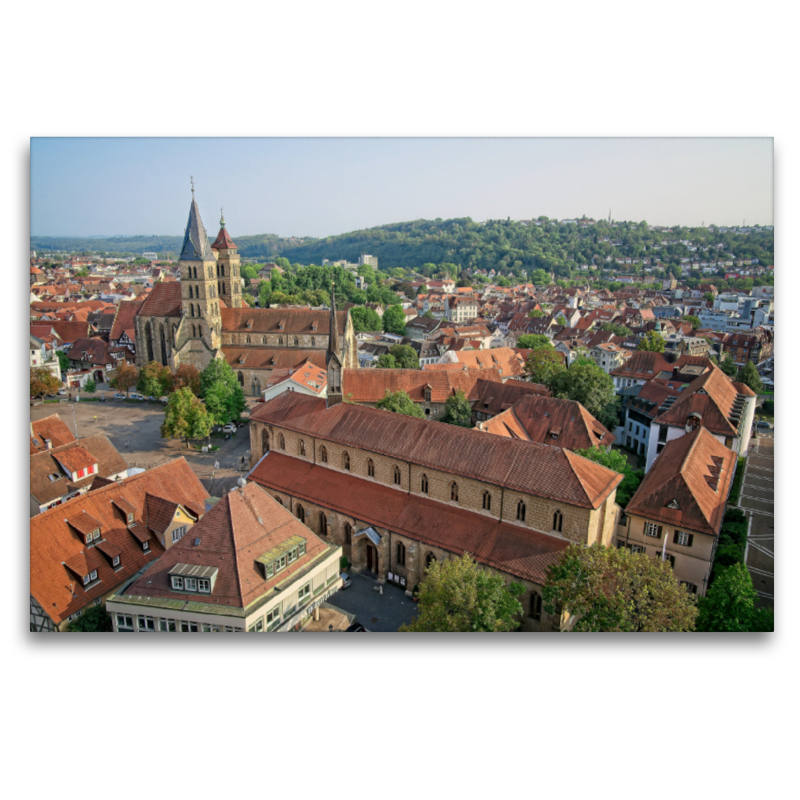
[250,453,569,585]
[342,367,502,404]
[423,347,526,378]
[479,394,615,451]
[49,320,91,343]
[136,281,183,317]
[30,414,76,454]
[220,307,347,336]
[120,482,332,609]
[610,350,672,380]
[53,445,97,474]
[30,458,209,625]
[110,300,143,341]
[211,227,238,250]
[222,347,327,372]
[626,427,737,536]
[250,392,622,509]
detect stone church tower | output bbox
[326,283,343,408]
[211,210,243,308]
[172,189,223,370]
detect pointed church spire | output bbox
[220,208,225,228]
[327,281,341,363]
[180,189,215,261]
[326,281,343,408]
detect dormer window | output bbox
[112,555,120,568]
[142,541,150,552]
[85,529,100,545]
[83,569,98,586]
[127,513,134,524]
[171,575,184,590]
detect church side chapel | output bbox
[134,186,357,393]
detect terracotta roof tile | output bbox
[220,307,347,336]
[30,414,76,454]
[136,282,183,317]
[222,347,327,372]
[250,392,622,509]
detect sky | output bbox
[30,137,773,238]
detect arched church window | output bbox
[517,500,526,522]
[320,445,327,463]
[246,335,251,344]
[482,490,491,510]
[319,512,327,536]
[296,505,304,523]
[367,459,375,477]
[262,336,267,344]
[344,523,352,545]
[426,552,437,568]
[262,428,269,453]
[237,371,244,385]
[393,466,401,486]
[299,439,306,457]
[311,337,315,347]
[279,434,285,450]
[421,474,429,494]
[278,337,283,345]
[343,452,350,471]
[450,482,459,502]
[396,542,406,566]
[553,510,563,532]
[293,337,299,346]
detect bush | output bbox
[761,399,774,415]
[339,556,349,571]
[67,605,113,632]
[724,508,747,524]
[728,457,746,505]
[721,520,748,547]
[714,540,745,569]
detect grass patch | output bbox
[728,457,746,506]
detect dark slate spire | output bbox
[180,192,215,261]
[327,281,341,365]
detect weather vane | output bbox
[190,176,195,196]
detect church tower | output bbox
[173,184,223,369]
[211,210,243,309]
[326,282,343,408]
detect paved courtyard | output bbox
[328,573,419,632]
[740,432,774,608]
[30,396,257,497]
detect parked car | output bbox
[340,573,352,589]
[222,423,237,434]
[756,420,772,429]
[57,389,67,395]
[345,622,369,632]
[129,392,145,401]
[113,392,126,400]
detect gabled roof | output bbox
[423,347,526,378]
[341,367,502,404]
[610,350,672,380]
[472,377,550,418]
[30,434,129,505]
[211,225,237,251]
[180,196,216,261]
[221,307,347,336]
[110,300,143,340]
[53,445,97,474]
[250,392,622,509]
[626,426,736,536]
[120,482,331,610]
[30,414,76,454]
[250,453,568,586]
[30,458,209,625]
[222,347,327,372]
[136,281,183,318]
[478,393,615,451]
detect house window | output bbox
[425,552,437,568]
[516,500,526,522]
[138,615,156,632]
[681,581,698,595]
[293,337,299,346]
[450,482,458,502]
[319,512,328,537]
[553,510,563,532]
[112,555,120,567]
[116,614,134,631]
[421,474,429,494]
[393,466,401,485]
[82,569,98,586]
[246,335,251,344]
[343,452,350,471]
[674,530,693,547]
[299,439,306,456]
[320,445,327,462]
[266,606,281,628]
[158,618,178,632]
[656,553,676,569]
[279,434,286,450]
[367,458,375,477]
[396,542,406,566]
[179,621,200,633]
[296,505,305,523]
[278,336,283,345]
[482,491,491,510]
[529,592,542,621]
[645,522,662,538]
[127,512,134,524]
[249,619,264,633]
[298,582,312,606]
[172,525,187,544]
[198,578,211,593]
[184,577,197,592]
[171,575,184,590]
[311,337,315,347]
[344,523,352,545]
[275,553,288,574]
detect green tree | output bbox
[574,446,644,507]
[719,355,738,377]
[528,309,545,318]
[161,387,213,448]
[258,280,273,307]
[242,292,256,307]
[200,359,246,425]
[109,362,139,397]
[600,322,633,337]
[57,350,70,374]
[83,378,96,394]
[67,604,112,632]
[350,305,383,333]
[375,344,419,370]
[375,389,425,418]
[637,330,666,352]
[240,264,259,285]
[524,348,566,386]
[441,389,472,427]
[137,360,172,398]
[423,310,435,319]
[382,304,407,336]
[543,544,698,632]
[30,367,61,399]
[736,361,764,394]
[683,315,701,329]
[550,362,619,429]
[704,292,715,302]
[400,552,524,632]
[517,334,553,350]
[696,562,772,632]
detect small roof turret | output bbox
[179,188,215,261]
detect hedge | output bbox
[728,457,746,505]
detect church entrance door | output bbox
[366,544,373,572]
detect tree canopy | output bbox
[382,304,407,336]
[161,387,213,447]
[516,334,552,350]
[375,389,425,418]
[736,361,764,394]
[200,359,246,425]
[137,361,172,398]
[543,544,698,631]
[67,605,112,632]
[400,553,524,632]
[110,362,138,396]
[30,367,61,399]
[441,389,472,427]
[549,361,619,430]
[350,305,383,333]
[719,355,738,377]
[696,562,773,632]
[376,344,419,370]
[524,347,566,386]
[171,363,201,396]
[637,330,666,352]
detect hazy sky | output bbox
[30,137,773,238]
